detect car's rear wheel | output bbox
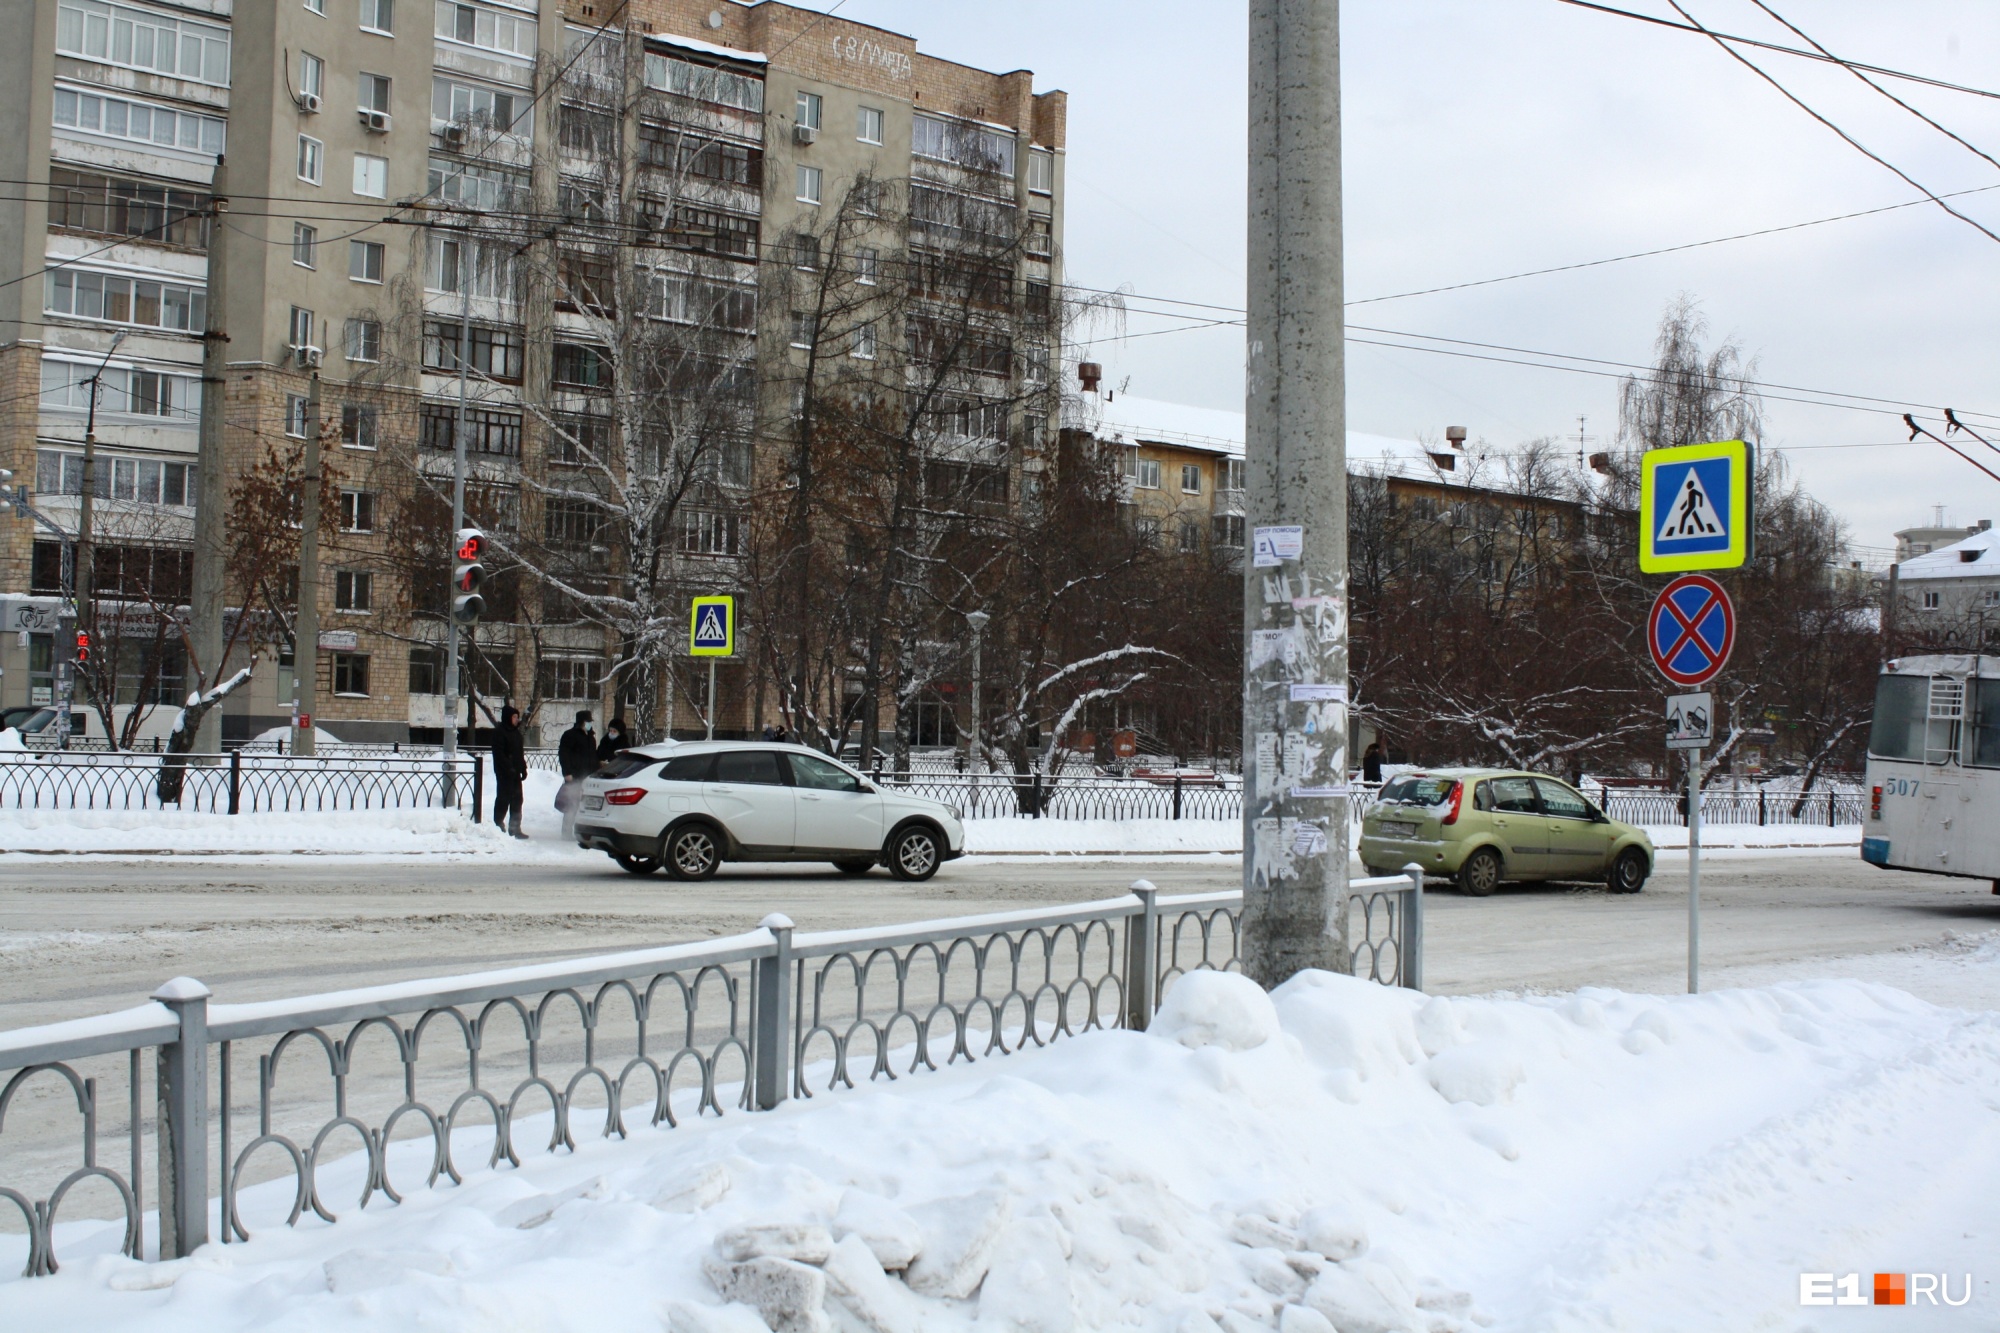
[1457,847,1502,897]
[1608,848,1649,894]
[664,824,722,881]
[833,859,875,876]
[612,852,660,876]
[887,825,941,882]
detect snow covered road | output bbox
[4,965,1995,1331]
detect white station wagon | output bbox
[573,741,967,881]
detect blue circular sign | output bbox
[1648,575,1735,687]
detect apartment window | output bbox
[789,312,817,350]
[285,394,309,438]
[1923,591,1942,610]
[53,87,227,155]
[435,2,535,57]
[344,318,381,363]
[426,233,518,301]
[551,412,608,465]
[422,321,524,381]
[360,0,393,34]
[332,653,370,697]
[347,240,385,284]
[359,73,391,113]
[339,490,375,533]
[912,113,1017,177]
[853,181,880,218]
[56,0,232,86]
[46,270,206,332]
[1027,148,1054,194]
[353,154,388,198]
[681,509,742,557]
[1131,456,1162,490]
[794,234,821,272]
[289,306,316,349]
[1134,516,1161,548]
[545,497,607,548]
[1025,216,1052,257]
[298,134,324,184]
[340,404,377,450]
[335,569,373,611]
[433,77,526,136]
[854,246,879,285]
[1987,589,2000,607]
[857,105,884,145]
[849,322,877,360]
[1212,514,1245,548]
[427,158,528,212]
[420,402,522,457]
[292,222,317,268]
[796,165,821,206]
[305,0,324,13]
[408,644,441,694]
[36,451,192,505]
[795,90,822,132]
[41,360,194,419]
[553,342,610,388]
[1181,463,1203,495]
[48,168,210,249]
[539,657,604,702]
[1177,519,1204,554]
[1219,458,1245,491]
[300,52,325,102]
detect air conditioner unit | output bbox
[299,92,322,114]
[793,123,818,146]
[294,345,324,370]
[361,110,391,133]
[441,123,467,148]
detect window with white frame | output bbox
[789,311,817,350]
[1923,591,1942,610]
[1218,457,1245,491]
[427,158,528,212]
[349,240,385,282]
[332,653,370,696]
[305,0,325,13]
[335,570,372,612]
[432,77,529,136]
[857,105,883,144]
[425,233,518,302]
[849,323,877,359]
[36,450,194,504]
[300,52,325,102]
[796,90,822,131]
[854,246,879,285]
[344,318,381,363]
[40,359,194,419]
[796,164,821,205]
[1181,463,1203,494]
[912,113,1016,177]
[285,394,309,438]
[56,1,231,86]
[1027,148,1054,194]
[1134,515,1161,548]
[1212,514,1245,548]
[435,2,535,57]
[1178,518,1203,554]
[352,154,388,198]
[680,509,742,557]
[1987,589,2000,607]
[45,270,205,332]
[293,222,317,268]
[538,657,603,701]
[359,73,391,113]
[340,404,377,449]
[53,87,226,155]
[360,0,394,34]
[289,306,316,349]
[298,134,324,184]
[339,490,375,533]
[1127,454,1161,489]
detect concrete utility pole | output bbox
[293,374,322,758]
[442,238,472,756]
[1242,0,1352,988]
[190,157,229,753]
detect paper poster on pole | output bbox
[1251,525,1304,568]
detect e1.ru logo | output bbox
[1800,1272,1973,1306]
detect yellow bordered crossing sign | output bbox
[689,595,735,657]
[1639,439,1753,574]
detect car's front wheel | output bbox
[833,859,875,876]
[1457,846,1502,897]
[664,824,722,881]
[1608,848,1650,894]
[612,852,660,876]
[887,825,942,882]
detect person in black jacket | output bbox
[492,705,529,838]
[557,710,596,779]
[596,716,630,765]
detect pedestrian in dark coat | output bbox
[492,705,529,838]
[558,710,597,779]
[1362,741,1386,785]
[597,717,630,765]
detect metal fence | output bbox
[0,751,484,816]
[0,872,1422,1277]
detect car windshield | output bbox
[1378,776,1457,806]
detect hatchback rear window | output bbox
[661,753,714,782]
[597,754,656,780]
[1379,776,1457,806]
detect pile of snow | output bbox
[8,967,1996,1329]
[0,727,23,753]
[246,725,345,747]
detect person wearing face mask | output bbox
[492,705,529,838]
[597,716,630,765]
[556,709,596,838]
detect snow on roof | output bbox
[1895,526,2000,580]
[647,32,769,64]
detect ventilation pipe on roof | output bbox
[1078,362,1102,393]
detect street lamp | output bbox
[965,609,990,774]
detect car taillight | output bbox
[605,787,648,806]
[1440,781,1465,826]
[1871,785,1882,821]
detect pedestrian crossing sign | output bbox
[1639,439,1753,573]
[690,595,735,657]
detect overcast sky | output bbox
[823,1,2000,556]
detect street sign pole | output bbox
[706,659,717,742]
[1688,745,1701,994]
[689,595,736,743]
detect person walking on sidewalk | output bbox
[556,709,596,839]
[493,705,529,838]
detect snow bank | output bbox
[8,967,1997,1329]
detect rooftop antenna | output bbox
[1576,415,1592,468]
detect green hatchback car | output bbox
[1358,769,1654,896]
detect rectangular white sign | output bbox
[1289,682,1347,703]
[1666,691,1713,750]
[1251,525,1304,568]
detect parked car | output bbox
[573,740,966,881]
[0,706,60,737]
[1358,768,1654,896]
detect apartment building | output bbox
[0,0,1066,745]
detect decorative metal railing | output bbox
[0,751,484,816]
[0,872,1423,1277]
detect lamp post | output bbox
[965,609,989,774]
[62,328,128,749]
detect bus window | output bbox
[1870,674,1931,761]
[1970,679,2000,767]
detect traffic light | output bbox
[74,630,90,664]
[451,527,486,626]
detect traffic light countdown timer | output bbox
[452,528,487,626]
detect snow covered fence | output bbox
[0,873,1423,1278]
[0,751,484,817]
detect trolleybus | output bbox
[1863,654,2000,890]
